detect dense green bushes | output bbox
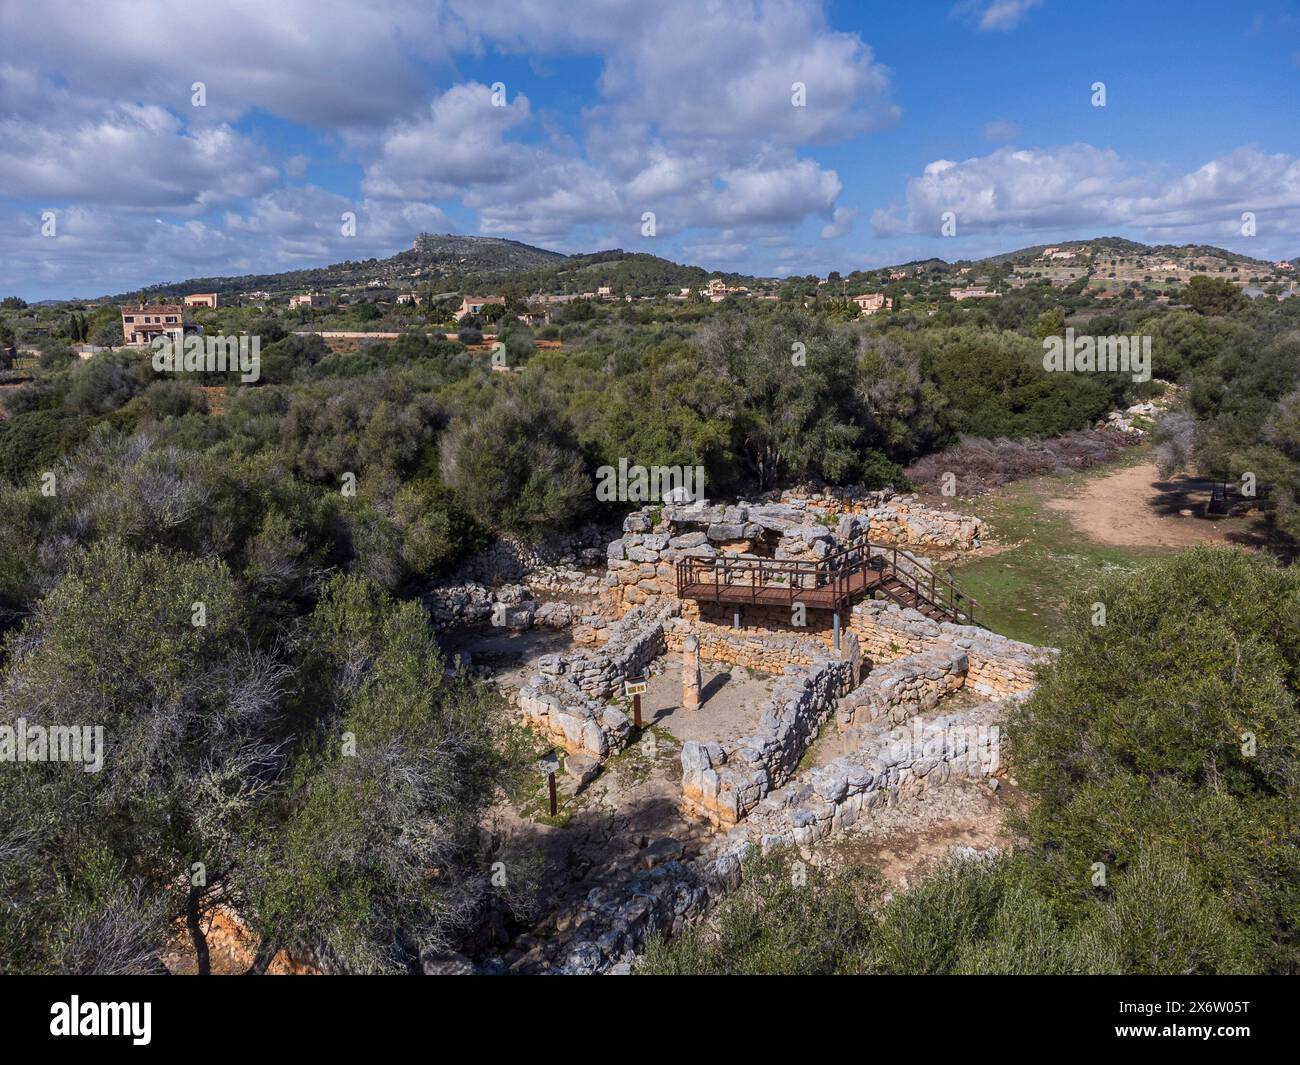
[0,550,517,974]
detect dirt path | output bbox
[1045,460,1264,549]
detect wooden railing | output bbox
[873,543,977,625]
[674,534,977,624]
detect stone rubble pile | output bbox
[424,581,578,632]
[544,855,740,974]
[1094,402,1157,436]
[444,524,613,587]
[779,486,987,549]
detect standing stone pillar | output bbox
[683,635,702,710]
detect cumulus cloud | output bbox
[871,143,1300,244]
[0,0,892,289]
[425,0,893,241]
[821,206,859,239]
[0,0,443,128]
[0,102,280,210]
[362,83,535,200]
[0,190,451,297]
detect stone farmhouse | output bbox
[851,292,891,315]
[950,285,999,300]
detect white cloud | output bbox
[0,0,901,287]
[953,0,1044,32]
[0,0,444,128]
[821,206,859,239]
[0,103,280,210]
[871,143,1300,248]
[0,189,451,297]
[362,83,534,200]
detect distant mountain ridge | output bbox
[102,233,1296,303]
[962,236,1287,271]
[106,233,721,302]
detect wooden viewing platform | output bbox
[675,535,977,631]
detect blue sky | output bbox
[2,0,1298,299]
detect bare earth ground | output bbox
[640,662,776,746]
[1044,460,1267,549]
[825,780,1025,890]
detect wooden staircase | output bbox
[877,572,950,620]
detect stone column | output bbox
[683,635,702,710]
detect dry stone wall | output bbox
[663,616,825,673]
[680,654,852,827]
[724,697,1013,852]
[836,646,968,729]
[676,602,1044,830]
[850,599,1049,696]
[516,603,674,758]
[779,486,987,549]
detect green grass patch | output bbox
[950,452,1170,646]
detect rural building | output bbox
[118,303,198,346]
[950,286,999,300]
[851,292,891,315]
[455,295,503,320]
[183,293,219,308]
[289,292,332,309]
[704,278,749,302]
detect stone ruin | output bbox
[515,601,673,758]
[677,602,1048,829]
[602,491,986,619]
[430,488,1050,973]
